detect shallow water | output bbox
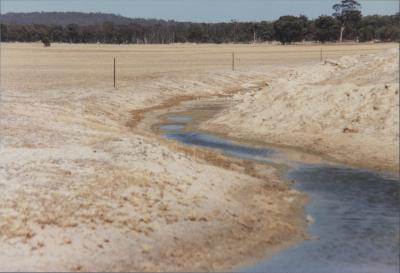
[159,124,186,131]
[242,166,399,273]
[164,132,274,159]
[158,112,400,273]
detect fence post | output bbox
[320,48,323,62]
[232,52,235,71]
[114,57,116,88]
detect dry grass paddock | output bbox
[1,42,395,91]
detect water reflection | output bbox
[241,166,399,273]
[158,112,400,273]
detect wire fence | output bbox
[1,42,394,90]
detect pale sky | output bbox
[1,0,399,22]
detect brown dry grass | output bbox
[126,95,199,128]
[1,42,396,91]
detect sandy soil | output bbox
[0,42,396,271]
[202,47,399,173]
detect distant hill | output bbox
[0,11,170,26]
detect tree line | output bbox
[1,13,398,44]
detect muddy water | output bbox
[155,102,399,273]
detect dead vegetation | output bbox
[0,42,396,271]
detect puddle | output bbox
[154,102,399,273]
[166,115,193,123]
[159,124,186,131]
[164,132,275,159]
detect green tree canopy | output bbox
[314,15,339,42]
[273,15,307,45]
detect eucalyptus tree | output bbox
[273,15,307,45]
[314,15,339,42]
[333,0,362,42]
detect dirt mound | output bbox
[202,49,399,172]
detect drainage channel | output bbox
[154,102,399,273]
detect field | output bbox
[1,42,395,91]
[0,42,398,271]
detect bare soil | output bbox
[0,42,396,271]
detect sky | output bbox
[0,0,399,22]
